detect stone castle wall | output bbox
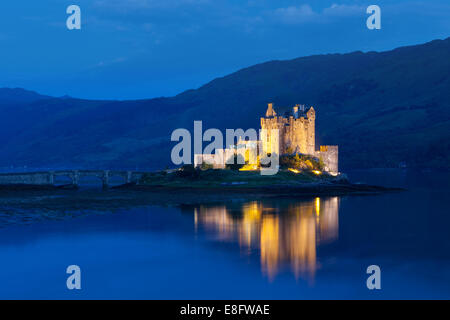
[315,145,339,173]
[261,104,315,155]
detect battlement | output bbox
[319,145,338,153]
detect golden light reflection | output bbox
[315,197,320,216]
[288,168,300,174]
[260,215,280,278]
[194,197,339,282]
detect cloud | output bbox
[323,4,365,17]
[272,3,364,25]
[93,0,210,11]
[94,57,128,68]
[90,0,215,34]
[88,1,365,40]
[272,5,317,24]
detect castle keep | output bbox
[261,103,315,155]
[261,103,338,173]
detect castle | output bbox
[261,103,338,173]
[194,103,338,173]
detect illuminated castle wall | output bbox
[261,103,339,173]
[261,103,316,155]
[194,103,339,173]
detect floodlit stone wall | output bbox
[315,145,339,173]
[261,104,315,155]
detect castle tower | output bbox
[261,103,282,155]
[305,107,315,155]
[261,103,316,156]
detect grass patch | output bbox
[140,167,338,188]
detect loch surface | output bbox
[0,169,449,299]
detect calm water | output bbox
[0,169,449,299]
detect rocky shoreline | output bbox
[123,181,404,197]
[0,180,404,197]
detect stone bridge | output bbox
[0,170,146,189]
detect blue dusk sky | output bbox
[0,0,448,100]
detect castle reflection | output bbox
[194,197,339,281]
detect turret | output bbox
[265,103,277,117]
[306,106,315,120]
[292,105,299,119]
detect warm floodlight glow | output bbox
[239,165,258,171]
[312,170,322,175]
[288,168,300,174]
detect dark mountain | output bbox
[0,88,50,105]
[0,37,449,171]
